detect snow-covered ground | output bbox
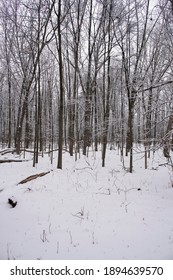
[0,147,173,260]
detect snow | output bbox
[0,147,173,260]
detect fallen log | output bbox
[44,148,69,154]
[0,148,41,155]
[0,159,29,163]
[0,148,16,155]
[18,171,50,184]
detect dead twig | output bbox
[40,230,49,243]
[71,213,84,220]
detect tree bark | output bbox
[57,0,64,169]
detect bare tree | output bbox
[1,0,56,155]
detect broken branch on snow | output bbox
[0,159,29,163]
[18,171,50,184]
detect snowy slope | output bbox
[0,148,173,260]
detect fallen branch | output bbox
[75,166,93,171]
[71,213,84,220]
[0,159,29,163]
[0,148,16,155]
[159,162,172,167]
[0,148,41,155]
[44,148,69,154]
[0,147,69,156]
[18,171,50,184]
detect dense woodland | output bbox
[0,0,173,171]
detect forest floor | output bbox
[0,146,173,260]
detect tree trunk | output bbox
[163,113,173,158]
[57,0,64,169]
[126,100,134,173]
